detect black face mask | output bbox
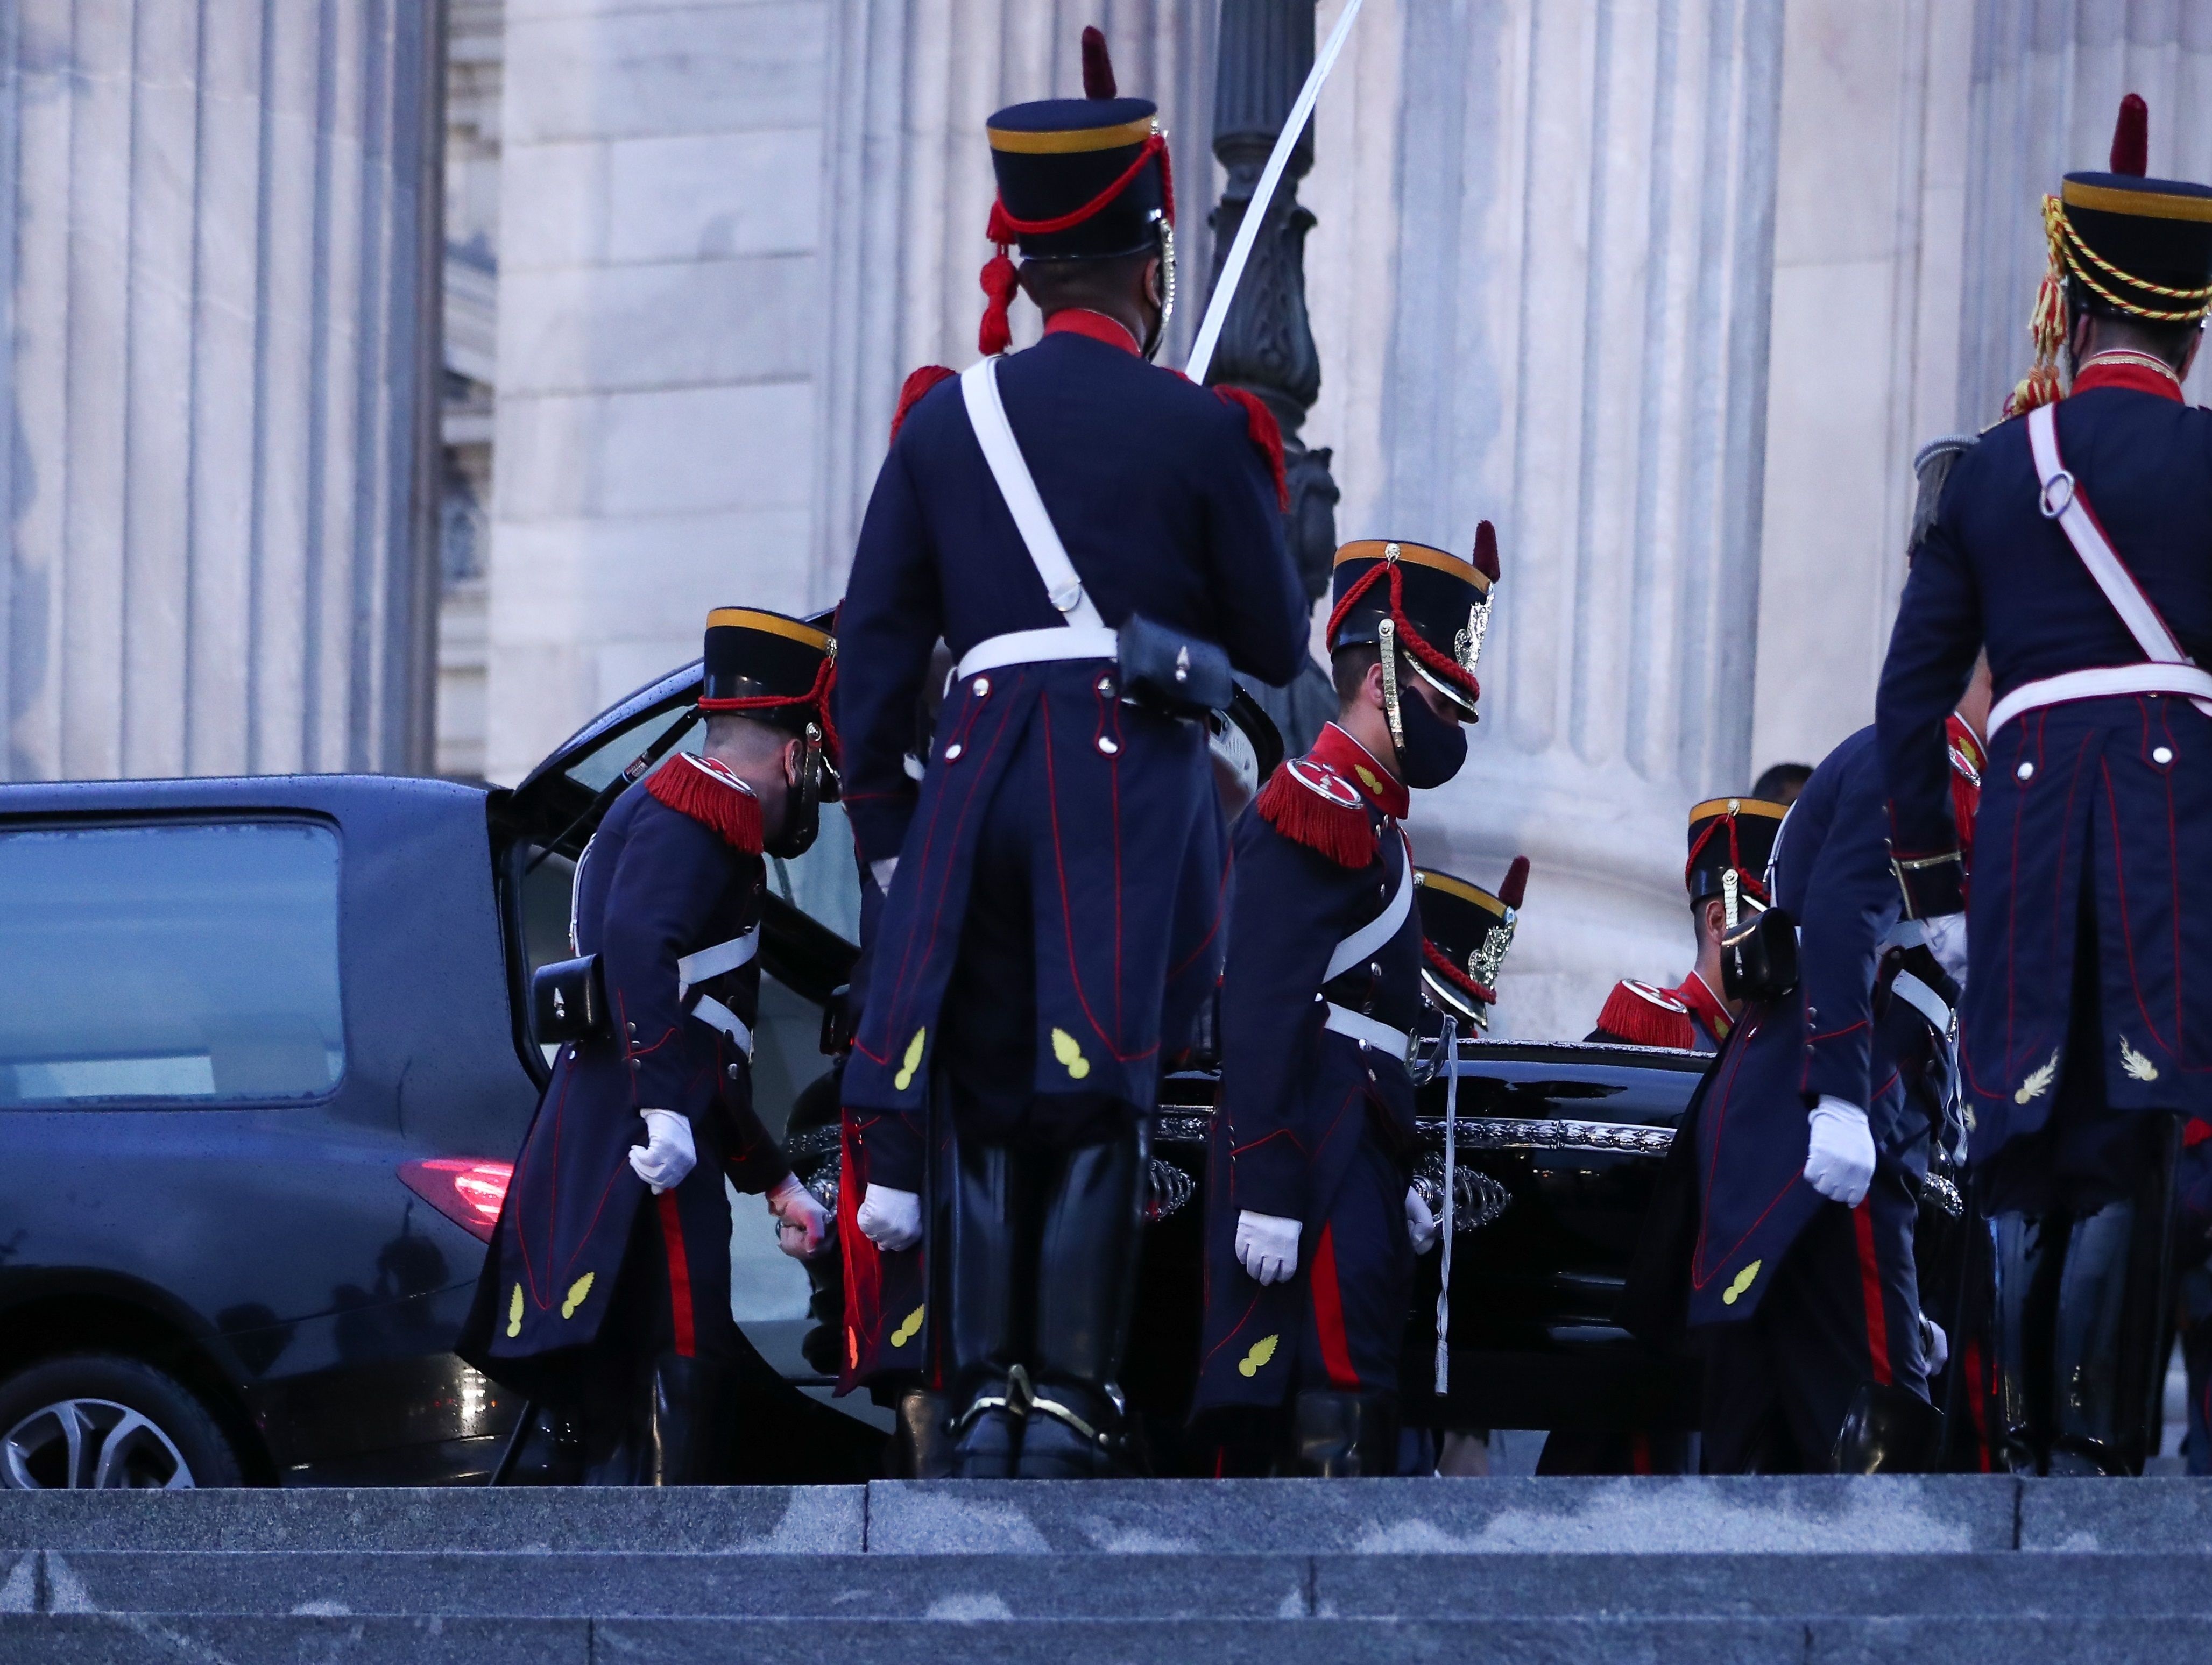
[766,732,825,859]
[1395,682,1468,790]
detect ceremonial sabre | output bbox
[1184,0,1369,386]
[1434,1012,1459,1397]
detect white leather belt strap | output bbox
[1988,662,2212,734]
[1889,969,1953,1037]
[690,994,754,1058]
[2021,402,2212,727]
[1321,1001,1411,1061]
[1324,831,1415,983]
[954,626,1120,682]
[676,925,760,998]
[961,358,1107,631]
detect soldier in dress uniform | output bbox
[1877,94,2212,1475]
[1192,532,1493,1476]
[460,608,837,1483]
[1587,798,1788,1053]
[832,27,1307,1478]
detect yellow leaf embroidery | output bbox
[2121,1036,2161,1082]
[2015,1049,2061,1104]
[1051,1027,1092,1081]
[1236,1334,1280,1378]
[1353,764,1386,798]
[846,1327,859,1370]
[506,1284,525,1338]
[1721,1261,1762,1307]
[891,1304,926,1348]
[561,1272,595,1320]
[894,1028,927,1092]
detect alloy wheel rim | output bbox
[1,1398,196,1489]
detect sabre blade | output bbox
[1184,0,1369,387]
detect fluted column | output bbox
[0,0,444,782]
[1301,0,1786,1038]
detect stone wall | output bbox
[0,0,444,781]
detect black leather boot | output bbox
[1293,1390,1400,1477]
[1831,1381,1944,1473]
[1019,1127,1147,1479]
[2048,1133,2180,1478]
[640,1353,732,1485]
[1989,1209,2058,1473]
[895,1388,955,1479]
[942,1136,1027,1478]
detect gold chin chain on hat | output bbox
[2009,193,2212,417]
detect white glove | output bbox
[856,1185,921,1252]
[628,1109,696,1194]
[1406,1186,1439,1255]
[1803,1096,1876,1207]
[1920,1314,1949,1376]
[1235,1210,1301,1285]
[1923,912,1968,988]
[768,1174,831,1259]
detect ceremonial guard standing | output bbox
[1194,533,1492,1476]
[1588,798,1788,1052]
[833,30,1306,1478]
[1877,94,2212,1475]
[461,608,837,1483]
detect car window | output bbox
[564,702,698,795]
[0,821,344,1104]
[767,799,860,947]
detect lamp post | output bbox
[1205,0,1339,750]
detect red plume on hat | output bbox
[1498,855,1529,911]
[1082,25,1116,98]
[1471,521,1500,583]
[2111,92,2148,175]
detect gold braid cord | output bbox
[2006,193,2212,418]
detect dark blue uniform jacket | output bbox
[462,773,789,1391]
[1194,769,1422,1411]
[1688,726,1942,1327]
[836,330,1306,1188]
[1878,385,2212,1149]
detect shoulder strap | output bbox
[1325,831,1415,983]
[2025,403,2204,672]
[959,359,1106,631]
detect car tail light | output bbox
[399,1158,512,1243]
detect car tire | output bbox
[0,1353,242,1489]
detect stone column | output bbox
[1298,0,1787,1038]
[0,0,444,782]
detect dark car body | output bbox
[0,659,1733,1485]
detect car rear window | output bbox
[0,821,345,1104]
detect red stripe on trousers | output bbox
[1851,1199,1891,1387]
[657,1189,696,1358]
[1310,1224,1360,1390]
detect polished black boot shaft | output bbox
[1830,1380,1943,1473]
[1293,1389,1399,1477]
[942,1136,1026,1478]
[640,1352,732,1485]
[1019,1126,1147,1478]
[2048,1141,2179,1477]
[1988,1209,2058,1473]
[895,1388,955,1479]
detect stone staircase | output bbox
[1,1477,2208,1661]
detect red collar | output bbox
[1309,722,1409,819]
[2070,353,2186,403]
[1044,309,1141,356]
[1671,972,1733,1044]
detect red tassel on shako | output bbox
[976,28,1176,357]
[647,753,764,854]
[1255,757,1376,869]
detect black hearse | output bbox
[0,661,1714,1486]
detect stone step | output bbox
[4,1476,2207,1556]
[4,1613,2211,1665]
[8,1549,2212,1621]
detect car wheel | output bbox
[0,1354,242,1489]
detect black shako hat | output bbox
[977,27,1173,355]
[1325,527,1497,723]
[1684,796,1787,907]
[698,606,837,752]
[1415,857,1529,1030]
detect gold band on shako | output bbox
[1332,540,1492,597]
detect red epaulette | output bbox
[645,754,763,854]
[888,365,957,444]
[1211,385,1289,510]
[1253,757,1376,869]
[1593,980,1697,1050]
